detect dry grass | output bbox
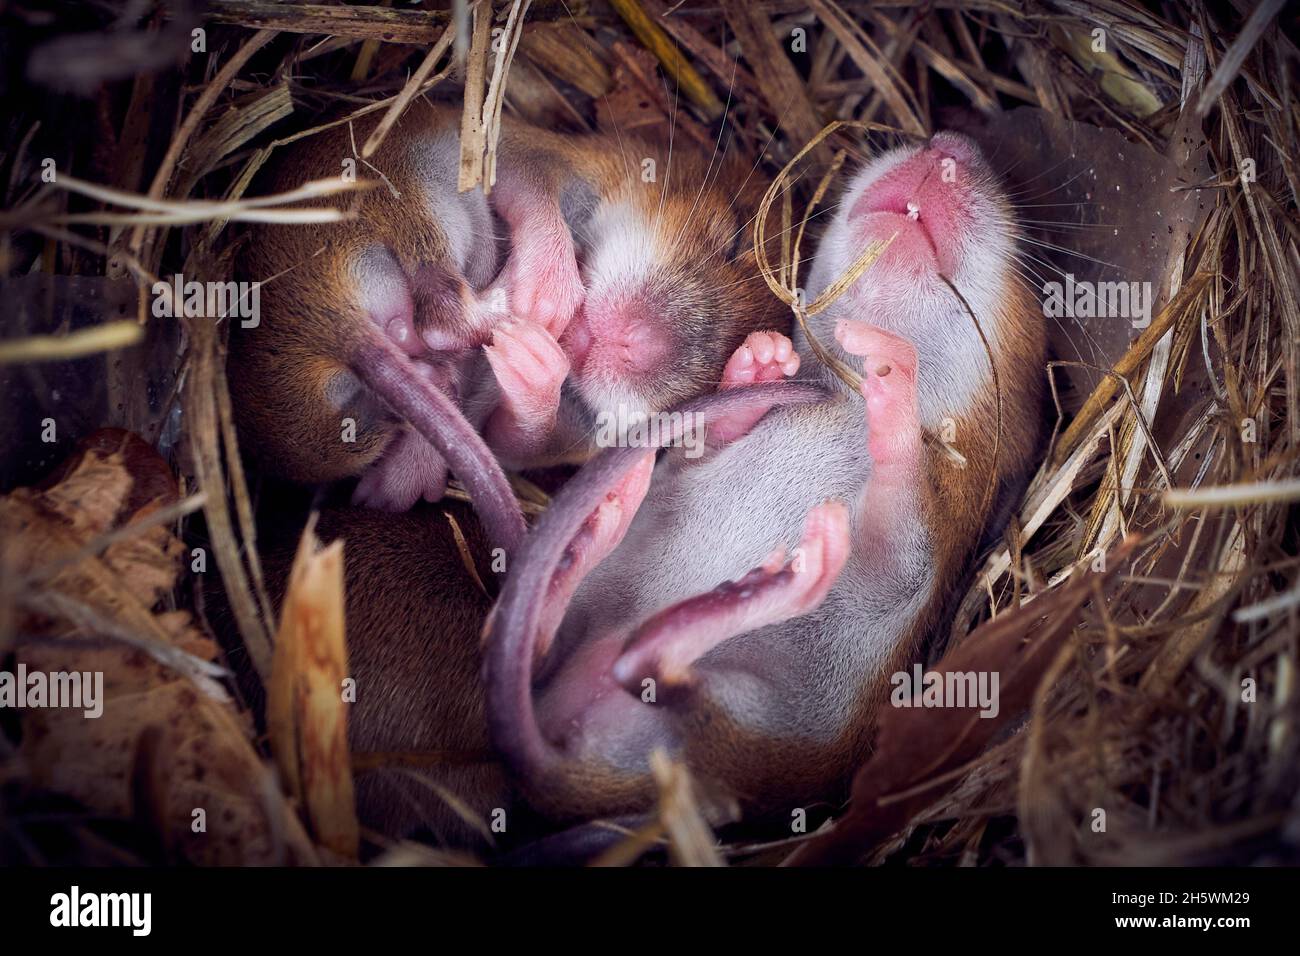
[1,0,1297,866]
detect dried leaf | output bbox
[267,520,360,860]
[1056,26,1163,117]
[519,22,612,99]
[6,433,316,865]
[609,0,722,118]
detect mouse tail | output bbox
[483,381,829,819]
[352,332,526,552]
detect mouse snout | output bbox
[564,294,671,385]
[847,135,988,277]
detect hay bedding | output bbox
[0,0,1296,866]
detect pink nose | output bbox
[847,133,985,277]
[565,297,669,381]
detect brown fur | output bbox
[254,501,508,846]
[229,107,476,483]
[230,108,786,484]
[500,116,787,380]
[568,277,1047,821]
[757,268,1049,813]
[917,270,1046,635]
[483,187,1051,822]
[491,116,791,464]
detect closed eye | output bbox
[725,223,746,262]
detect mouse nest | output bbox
[0,0,1297,867]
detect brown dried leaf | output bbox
[598,41,711,146]
[2,432,183,634]
[1055,26,1163,117]
[722,0,826,156]
[20,641,313,865]
[650,750,724,867]
[267,521,359,860]
[8,432,316,864]
[519,22,612,99]
[609,0,722,118]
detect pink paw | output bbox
[612,501,850,689]
[834,319,920,466]
[703,331,801,447]
[484,320,570,428]
[352,429,448,512]
[497,250,584,340]
[721,331,800,388]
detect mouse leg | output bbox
[705,331,802,448]
[532,451,655,658]
[487,178,585,338]
[834,319,925,557]
[833,320,922,470]
[352,427,449,511]
[611,501,849,691]
[482,320,571,465]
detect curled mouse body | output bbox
[228,109,782,536]
[229,109,523,547]
[477,121,795,469]
[247,501,507,846]
[315,504,508,845]
[484,132,1046,819]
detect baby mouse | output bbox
[313,504,509,846]
[483,132,1046,821]
[476,119,797,469]
[229,108,523,548]
[244,499,507,848]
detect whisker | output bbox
[555,0,633,181]
[1015,234,1123,270]
[667,51,740,252]
[651,60,681,245]
[1017,218,1116,230]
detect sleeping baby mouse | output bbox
[482,132,1047,821]
[228,107,523,549]
[476,117,797,469]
